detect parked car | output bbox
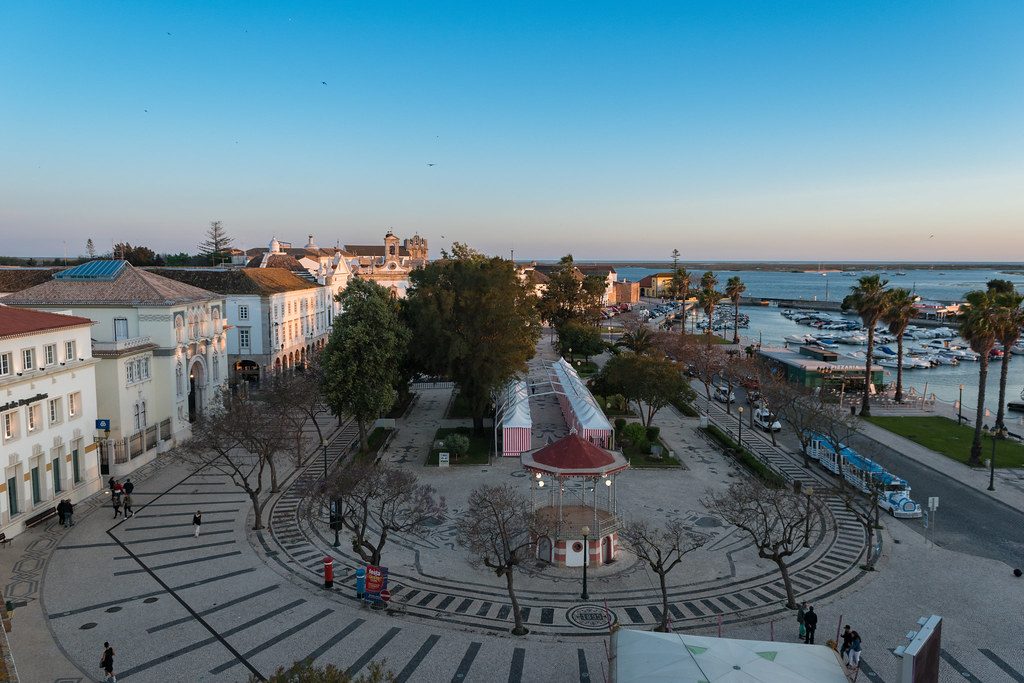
[745,389,762,405]
[752,408,782,432]
[713,386,735,404]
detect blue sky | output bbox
[2,1,1023,260]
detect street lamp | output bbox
[803,486,815,547]
[989,431,998,491]
[580,525,591,600]
[958,384,964,424]
[737,407,744,449]
[322,438,329,480]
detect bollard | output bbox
[323,557,334,589]
[355,566,366,599]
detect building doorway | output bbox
[602,535,613,563]
[188,360,205,423]
[537,536,552,563]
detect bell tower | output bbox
[384,230,400,263]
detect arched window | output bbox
[140,400,147,427]
[133,403,141,431]
[175,316,185,344]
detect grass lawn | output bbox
[354,427,392,461]
[864,416,1024,468]
[566,357,599,377]
[622,438,682,468]
[447,391,493,420]
[426,427,491,465]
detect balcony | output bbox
[93,336,157,357]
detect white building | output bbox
[1,307,102,538]
[244,236,353,312]
[154,267,338,382]
[5,261,229,476]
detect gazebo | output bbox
[521,434,629,567]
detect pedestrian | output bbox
[796,601,806,640]
[100,641,115,682]
[108,476,116,492]
[803,605,818,644]
[65,499,75,527]
[192,510,202,537]
[56,500,66,527]
[848,631,862,669]
[112,489,122,518]
[840,625,853,662]
[124,478,134,495]
[122,494,133,518]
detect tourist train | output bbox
[806,432,923,519]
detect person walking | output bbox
[124,478,134,496]
[840,625,854,662]
[796,601,806,640]
[108,476,116,492]
[112,489,122,518]
[100,641,115,682]
[65,499,75,527]
[803,605,818,644]
[56,500,66,527]
[848,631,862,669]
[122,494,133,518]
[192,510,202,537]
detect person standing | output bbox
[123,478,134,496]
[112,489,122,518]
[848,631,862,669]
[803,605,818,644]
[108,476,116,492]
[56,500,66,527]
[122,494,133,518]
[100,641,115,682]
[797,601,806,640]
[65,499,75,527]
[192,510,202,537]
[840,625,854,662]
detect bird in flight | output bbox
[929,234,935,239]
[144,109,148,113]
[321,81,327,85]
[427,163,436,166]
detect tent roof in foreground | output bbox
[614,629,848,683]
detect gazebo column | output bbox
[592,479,598,535]
[558,479,563,533]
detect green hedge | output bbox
[672,398,700,417]
[702,425,786,487]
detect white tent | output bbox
[613,630,848,683]
[549,358,613,446]
[496,379,532,456]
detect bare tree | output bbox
[703,480,831,609]
[179,392,287,530]
[456,485,546,635]
[816,401,861,487]
[85,238,96,259]
[620,519,708,631]
[199,220,234,264]
[267,362,330,468]
[689,343,728,406]
[833,480,883,570]
[765,382,828,464]
[311,462,445,566]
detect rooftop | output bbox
[758,346,881,373]
[4,261,220,307]
[521,434,628,477]
[0,267,64,293]
[151,268,319,295]
[0,307,94,340]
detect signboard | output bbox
[329,499,343,531]
[95,419,111,431]
[927,497,938,511]
[380,589,391,603]
[364,564,389,602]
[438,452,450,468]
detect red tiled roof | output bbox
[531,435,618,470]
[0,307,93,339]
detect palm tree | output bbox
[992,288,1024,433]
[881,288,916,403]
[725,276,746,344]
[616,326,656,355]
[959,289,1000,466]
[843,275,889,417]
[696,287,721,347]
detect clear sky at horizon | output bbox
[2,1,1023,260]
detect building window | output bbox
[69,392,80,417]
[44,344,57,366]
[140,400,147,427]
[52,456,62,494]
[114,317,129,341]
[27,404,41,432]
[72,446,82,484]
[134,403,141,431]
[31,465,41,505]
[175,317,185,343]
[49,398,61,425]
[65,340,76,361]
[22,348,35,371]
[2,412,16,440]
[0,352,9,376]
[7,474,18,515]
[141,357,150,379]
[127,360,136,384]
[239,328,251,351]
[239,305,249,320]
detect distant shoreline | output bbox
[526,261,1024,273]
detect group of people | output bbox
[796,603,863,669]
[55,499,75,527]
[108,477,135,518]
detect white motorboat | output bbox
[877,358,900,368]
[934,353,960,366]
[837,334,867,345]
[785,334,816,345]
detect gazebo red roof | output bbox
[521,434,629,477]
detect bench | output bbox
[23,507,58,529]
[0,533,10,548]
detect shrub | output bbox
[443,433,470,460]
[645,426,660,442]
[621,422,647,446]
[608,394,628,412]
[614,418,627,432]
[592,394,606,409]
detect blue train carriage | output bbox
[805,431,857,475]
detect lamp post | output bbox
[322,438,329,480]
[580,525,590,600]
[958,384,964,424]
[803,486,815,547]
[737,407,744,449]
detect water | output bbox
[740,306,1024,414]
[616,266,1024,304]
